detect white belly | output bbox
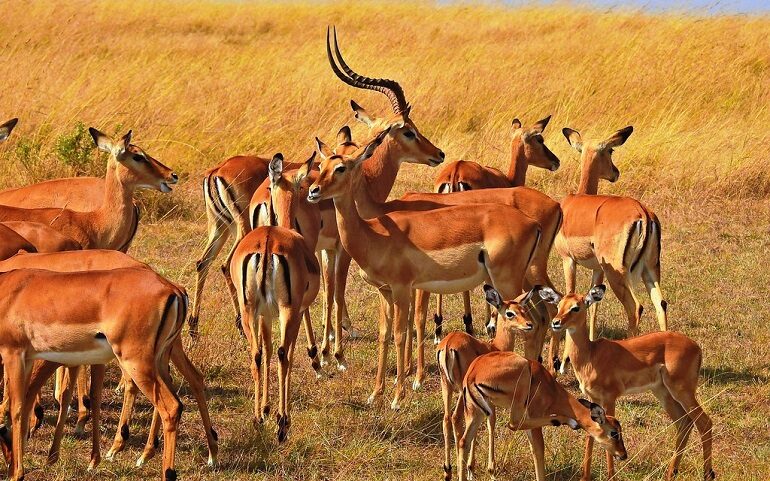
[31,339,115,366]
[415,266,488,294]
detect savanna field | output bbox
[1,1,769,480]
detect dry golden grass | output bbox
[1,1,769,480]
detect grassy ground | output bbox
[1,1,769,480]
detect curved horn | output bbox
[327,26,411,116]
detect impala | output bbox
[1,221,81,252]
[0,128,176,250]
[0,267,188,481]
[189,27,444,342]
[0,250,218,469]
[540,285,714,481]
[230,155,321,441]
[308,130,541,409]
[456,351,627,481]
[437,285,548,480]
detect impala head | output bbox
[0,118,18,143]
[539,285,606,332]
[511,116,560,171]
[563,126,633,183]
[327,26,445,168]
[257,152,314,228]
[577,398,627,460]
[307,128,390,203]
[89,128,177,192]
[483,285,542,337]
[316,125,360,159]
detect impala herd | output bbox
[0,28,715,481]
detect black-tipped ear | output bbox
[89,127,114,153]
[337,125,352,145]
[585,284,606,306]
[511,118,522,130]
[119,130,132,150]
[483,284,503,309]
[531,115,551,134]
[351,100,374,127]
[520,285,542,305]
[315,137,333,160]
[604,126,633,149]
[268,153,284,184]
[563,128,583,153]
[0,118,19,141]
[578,398,592,409]
[357,126,390,162]
[538,287,562,305]
[295,152,314,184]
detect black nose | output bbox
[526,323,533,329]
[310,187,320,195]
[438,150,445,160]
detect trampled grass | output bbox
[0,1,769,480]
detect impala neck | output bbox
[507,133,528,186]
[490,326,518,352]
[564,316,593,368]
[352,174,387,219]
[577,155,600,194]
[331,182,376,265]
[562,390,602,431]
[90,161,137,248]
[360,136,400,203]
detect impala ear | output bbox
[585,285,606,306]
[603,126,633,149]
[356,126,390,163]
[295,152,315,184]
[268,153,284,185]
[0,118,19,142]
[519,285,542,305]
[351,100,375,127]
[116,130,132,153]
[538,287,562,305]
[511,118,522,130]
[336,125,352,145]
[89,127,116,154]
[530,115,551,135]
[579,399,608,424]
[483,284,503,310]
[315,137,333,160]
[562,128,583,153]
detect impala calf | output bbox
[0,267,188,481]
[437,286,548,480]
[556,126,667,341]
[308,130,540,408]
[457,351,627,481]
[540,285,714,481]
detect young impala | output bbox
[437,286,549,480]
[556,126,667,341]
[308,129,541,409]
[0,267,189,481]
[540,286,714,481]
[0,250,218,469]
[456,351,627,481]
[230,155,320,441]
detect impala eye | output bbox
[610,430,620,440]
[404,130,416,139]
[132,154,145,162]
[570,305,580,313]
[334,165,346,174]
[505,311,515,319]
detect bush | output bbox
[54,122,105,177]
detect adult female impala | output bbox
[556,126,667,339]
[230,155,321,441]
[0,267,188,481]
[0,250,218,470]
[308,130,541,409]
[0,128,176,250]
[189,27,444,341]
[456,351,627,481]
[437,286,548,481]
[539,286,714,481]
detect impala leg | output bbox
[169,340,218,467]
[434,294,444,344]
[562,257,577,294]
[75,365,91,436]
[259,316,273,421]
[413,289,430,390]
[88,364,106,471]
[440,377,454,480]
[391,287,411,410]
[5,352,31,481]
[457,395,484,481]
[604,267,642,337]
[334,249,355,337]
[107,368,140,460]
[137,409,161,467]
[24,360,57,437]
[462,291,473,334]
[220,239,243,335]
[48,365,76,465]
[333,289,347,372]
[643,264,668,331]
[486,407,496,476]
[276,305,301,443]
[405,292,415,377]
[302,310,322,378]
[369,288,392,405]
[653,386,694,481]
[587,269,604,340]
[527,428,546,481]
[663,376,714,480]
[581,434,594,481]
[191,212,232,337]
[320,249,335,365]
[604,400,617,478]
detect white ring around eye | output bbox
[505,311,515,318]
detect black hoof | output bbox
[553,356,561,372]
[462,313,473,334]
[165,468,178,481]
[277,415,290,443]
